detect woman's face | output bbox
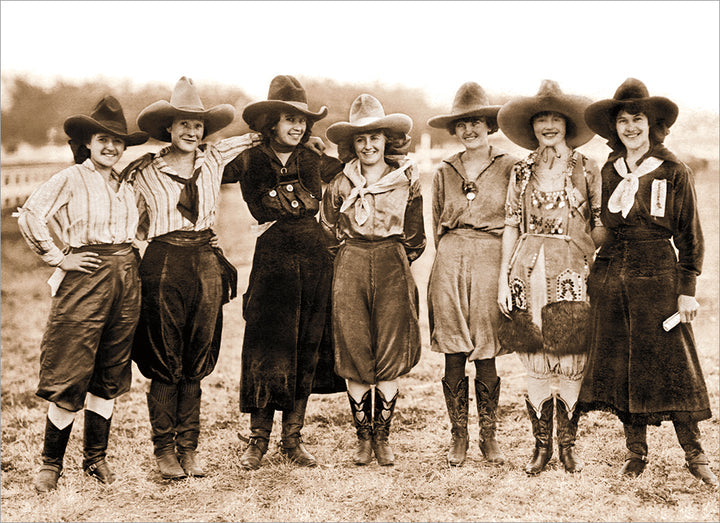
[87,133,125,169]
[532,112,567,148]
[615,110,650,151]
[454,117,489,150]
[272,112,307,148]
[353,131,386,167]
[168,117,204,153]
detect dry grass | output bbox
[1,156,718,522]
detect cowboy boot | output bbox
[524,397,553,475]
[239,407,274,470]
[619,423,648,477]
[674,421,718,486]
[555,398,583,473]
[441,377,469,467]
[348,390,373,465]
[372,388,398,466]
[176,379,204,477]
[34,417,73,493]
[280,397,317,467]
[147,380,186,480]
[475,378,505,464]
[82,410,116,484]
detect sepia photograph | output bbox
[1,1,718,521]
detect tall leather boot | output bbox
[442,377,469,467]
[555,398,583,473]
[476,378,505,464]
[280,397,317,467]
[372,388,398,466]
[348,390,373,465]
[83,410,116,484]
[524,397,553,475]
[34,417,73,493]
[147,380,186,480]
[176,379,204,477]
[674,421,718,486]
[239,407,274,470]
[620,423,647,477]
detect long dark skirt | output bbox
[240,217,336,412]
[578,235,711,425]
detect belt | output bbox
[70,243,133,255]
[152,230,213,247]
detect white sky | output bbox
[1,1,718,112]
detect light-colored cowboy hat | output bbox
[242,75,328,132]
[497,80,595,150]
[427,82,501,129]
[584,78,679,140]
[326,94,412,145]
[137,76,235,142]
[64,95,149,147]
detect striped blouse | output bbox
[134,135,255,240]
[17,159,138,266]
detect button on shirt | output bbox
[134,135,255,240]
[17,159,138,266]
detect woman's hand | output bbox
[498,278,513,318]
[305,136,326,155]
[59,252,101,273]
[678,294,699,323]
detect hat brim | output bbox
[584,96,679,140]
[497,95,595,150]
[63,115,149,147]
[426,106,501,129]
[326,114,413,144]
[242,100,328,131]
[137,100,235,142]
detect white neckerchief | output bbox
[607,156,663,217]
[340,158,414,225]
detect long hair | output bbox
[336,129,412,163]
[68,137,90,164]
[257,109,313,146]
[606,101,670,153]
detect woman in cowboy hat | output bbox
[320,94,425,466]
[17,96,149,492]
[426,82,518,467]
[123,76,261,480]
[496,80,606,475]
[577,79,716,485]
[222,75,345,470]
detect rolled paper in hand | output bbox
[663,311,681,332]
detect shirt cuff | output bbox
[676,267,697,297]
[41,246,65,267]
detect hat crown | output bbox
[89,95,128,134]
[536,79,563,99]
[614,77,650,101]
[452,82,490,113]
[169,76,205,111]
[267,75,308,104]
[349,94,386,124]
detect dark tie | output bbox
[164,167,202,224]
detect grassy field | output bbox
[1,152,718,522]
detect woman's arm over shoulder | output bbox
[212,133,261,168]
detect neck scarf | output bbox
[340,159,413,225]
[607,156,663,217]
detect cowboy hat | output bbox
[242,75,328,132]
[427,82,501,129]
[584,78,679,140]
[497,80,595,150]
[326,94,412,145]
[137,76,235,142]
[64,96,149,147]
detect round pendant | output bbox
[466,192,476,201]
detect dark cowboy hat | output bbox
[63,96,149,146]
[497,80,595,150]
[137,76,235,142]
[326,94,412,145]
[427,82,501,129]
[584,78,679,140]
[242,75,328,131]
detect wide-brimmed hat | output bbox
[137,76,235,142]
[242,75,328,132]
[584,78,679,140]
[64,96,149,147]
[497,80,595,150]
[427,82,501,129]
[326,94,412,145]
